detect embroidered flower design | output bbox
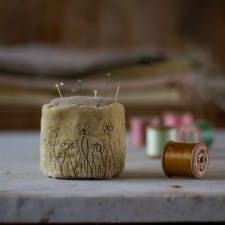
[49,127,61,135]
[77,122,90,136]
[103,121,113,136]
[91,140,107,153]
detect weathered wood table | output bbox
[0,130,224,223]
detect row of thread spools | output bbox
[130,112,213,179]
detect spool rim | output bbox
[191,142,209,178]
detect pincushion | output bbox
[40,96,126,179]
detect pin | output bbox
[114,82,120,102]
[77,79,82,93]
[55,82,64,102]
[93,89,98,98]
[104,72,111,97]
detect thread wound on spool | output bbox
[146,127,176,158]
[179,113,193,126]
[177,124,202,143]
[163,113,178,127]
[130,116,160,146]
[163,112,193,127]
[162,141,209,178]
[130,117,150,146]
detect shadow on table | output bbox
[119,170,165,180]
[119,170,225,180]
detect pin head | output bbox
[77,79,82,83]
[93,89,98,97]
[107,72,111,77]
[54,83,64,102]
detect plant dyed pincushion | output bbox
[40,96,126,179]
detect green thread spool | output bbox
[195,120,213,147]
[146,127,176,158]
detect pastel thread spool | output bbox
[162,141,209,178]
[163,113,178,127]
[146,127,176,158]
[163,112,194,127]
[150,116,160,127]
[179,113,193,126]
[195,120,213,147]
[177,124,201,143]
[130,117,150,146]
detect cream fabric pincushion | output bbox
[40,96,126,179]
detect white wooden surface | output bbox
[0,130,224,223]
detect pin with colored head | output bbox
[55,82,64,102]
[71,87,76,93]
[77,79,82,93]
[114,82,120,102]
[93,89,98,98]
[104,72,111,97]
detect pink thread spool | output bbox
[177,124,202,143]
[163,112,200,142]
[130,116,161,146]
[163,113,179,127]
[151,116,161,128]
[130,117,150,146]
[179,113,193,126]
[177,113,201,143]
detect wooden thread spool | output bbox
[146,127,176,158]
[163,112,194,127]
[176,124,201,143]
[163,113,178,127]
[162,141,209,178]
[130,116,160,147]
[179,113,193,126]
[130,117,151,146]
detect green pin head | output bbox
[77,79,82,83]
[106,72,111,77]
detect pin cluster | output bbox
[54,73,120,102]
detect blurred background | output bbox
[0,0,224,129]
